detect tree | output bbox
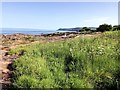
[118,25,120,30]
[113,25,118,31]
[113,25,120,31]
[81,27,91,32]
[97,24,112,32]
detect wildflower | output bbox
[70,48,72,52]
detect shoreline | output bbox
[0,30,78,36]
[1,31,99,47]
[0,30,96,36]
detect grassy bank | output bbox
[10,31,120,88]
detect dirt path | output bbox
[0,47,19,89]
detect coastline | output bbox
[1,31,98,47]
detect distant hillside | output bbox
[58,27,82,31]
[58,27,97,31]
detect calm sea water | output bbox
[0,28,76,35]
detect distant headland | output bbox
[57,27,97,32]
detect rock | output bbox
[0,80,11,84]
[68,34,76,38]
[2,69,9,74]
[1,47,10,51]
[2,73,10,81]
[1,50,9,57]
[0,55,2,60]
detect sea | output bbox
[0,28,76,35]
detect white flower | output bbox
[70,48,72,52]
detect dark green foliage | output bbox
[113,25,120,31]
[97,24,112,32]
[81,27,91,32]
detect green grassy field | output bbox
[10,31,120,89]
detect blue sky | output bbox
[2,2,118,30]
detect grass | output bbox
[10,31,120,89]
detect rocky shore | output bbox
[1,32,80,46]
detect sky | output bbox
[118,1,120,25]
[1,2,118,30]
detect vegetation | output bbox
[113,25,120,31]
[97,24,112,32]
[80,24,120,33]
[10,30,120,89]
[81,27,91,32]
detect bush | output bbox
[97,24,112,32]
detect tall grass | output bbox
[10,31,120,88]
